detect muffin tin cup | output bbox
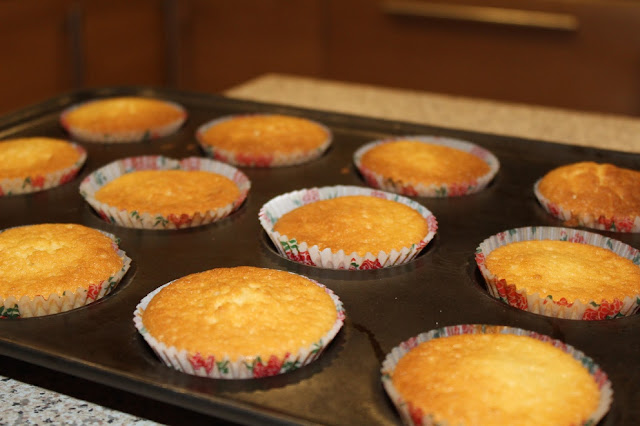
[0,143,87,197]
[475,226,640,320]
[259,185,438,270]
[60,99,187,143]
[0,229,131,319]
[380,324,613,426]
[79,155,251,230]
[196,114,333,167]
[133,274,345,379]
[534,179,640,233]
[353,136,500,197]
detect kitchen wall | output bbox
[2,0,640,116]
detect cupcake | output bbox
[60,96,187,143]
[259,185,437,270]
[475,226,640,319]
[535,161,640,232]
[0,223,131,318]
[133,266,345,379]
[381,325,612,426]
[0,137,87,196]
[196,113,332,167]
[354,136,499,197]
[79,156,250,230]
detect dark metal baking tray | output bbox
[0,87,638,425]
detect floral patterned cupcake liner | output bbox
[60,99,187,143]
[353,136,499,197]
[0,228,131,319]
[0,143,87,197]
[381,324,613,426]
[133,274,345,379]
[475,226,640,320]
[259,185,438,270]
[195,113,333,167]
[534,179,640,233]
[79,155,251,230]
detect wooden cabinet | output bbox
[326,0,640,116]
[1,0,640,117]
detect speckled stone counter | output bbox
[3,74,640,424]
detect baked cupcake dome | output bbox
[259,185,437,270]
[79,156,250,230]
[134,266,345,379]
[0,137,87,196]
[60,96,187,143]
[354,136,499,197]
[0,223,131,318]
[475,226,640,320]
[535,161,640,232]
[381,325,612,426]
[196,113,332,167]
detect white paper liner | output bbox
[60,98,187,143]
[534,179,640,233]
[133,270,345,379]
[475,226,640,320]
[353,136,500,197]
[0,228,131,319]
[381,324,613,426]
[79,155,251,230]
[0,142,87,197]
[196,113,333,167]
[259,185,438,270]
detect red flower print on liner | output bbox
[302,189,320,204]
[408,403,425,426]
[447,183,467,197]
[59,170,77,185]
[494,278,528,311]
[548,202,561,217]
[253,355,284,378]
[189,353,216,374]
[168,213,193,228]
[582,299,624,320]
[0,186,4,197]
[359,259,382,270]
[287,250,316,266]
[597,216,614,230]
[86,283,102,301]
[616,217,634,233]
[402,184,418,197]
[31,175,45,188]
[475,252,486,266]
[98,210,110,223]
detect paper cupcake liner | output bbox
[133,273,345,379]
[0,143,87,197]
[60,99,187,143]
[381,324,613,426]
[534,179,640,233]
[0,228,131,319]
[79,155,251,230]
[475,226,640,320]
[196,114,333,167]
[353,136,499,197]
[259,185,438,270]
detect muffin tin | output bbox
[0,88,638,425]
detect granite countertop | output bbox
[2,73,640,425]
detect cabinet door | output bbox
[81,0,167,88]
[327,0,640,116]
[176,0,325,93]
[0,1,74,114]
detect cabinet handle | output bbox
[381,0,579,31]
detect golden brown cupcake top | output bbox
[142,266,337,361]
[0,138,81,179]
[63,97,184,134]
[199,114,329,156]
[273,195,429,256]
[0,224,123,299]
[392,333,600,426]
[486,240,640,303]
[94,170,240,216]
[538,162,640,219]
[360,140,490,186]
